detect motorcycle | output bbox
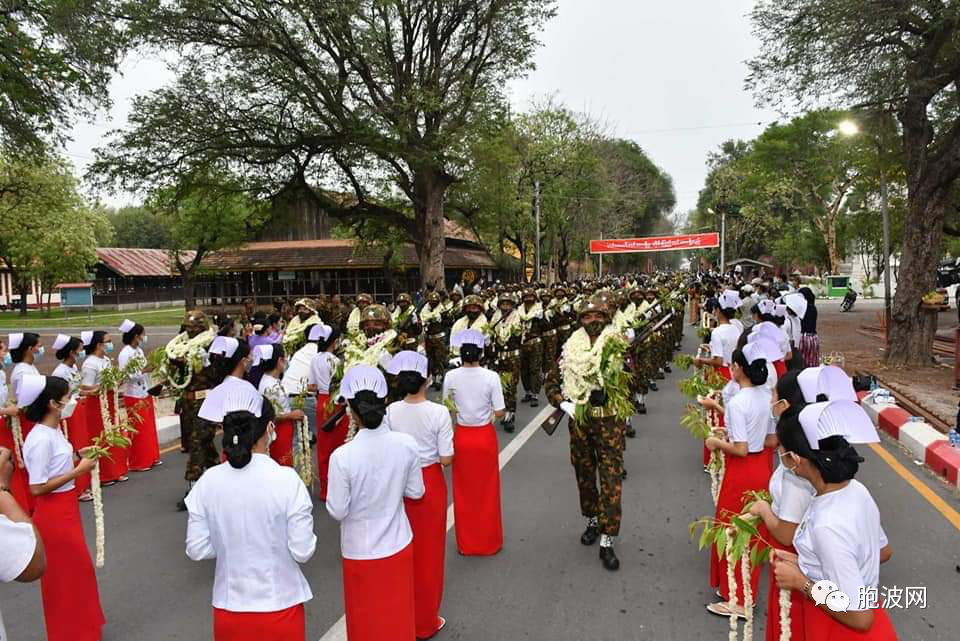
[840,285,859,312]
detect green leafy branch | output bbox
[673,353,694,371]
[680,404,711,439]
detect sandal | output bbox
[117,475,130,483]
[706,601,746,619]
[78,490,94,502]
[417,617,447,640]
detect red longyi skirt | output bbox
[343,544,415,641]
[270,419,295,467]
[315,393,349,500]
[125,395,160,471]
[32,489,105,641]
[802,599,898,640]
[709,450,772,606]
[83,395,129,482]
[213,604,305,641]
[452,423,503,556]
[0,416,34,513]
[63,406,92,495]
[704,366,732,466]
[404,463,448,639]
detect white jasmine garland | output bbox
[344,330,398,368]
[91,463,105,568]
[517,301,542,323]
[727,537,739,641]
[449,315,489,355]
[162,329,215,391]
[9,413,23,467]
[493,311,521,346]
[779,588,792,641]
[559,325,621,406]
[742,553,754,641]
[295,418,313,487]
[346,308,362,334]
[419,303,444,326]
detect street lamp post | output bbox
[708,207,726,275]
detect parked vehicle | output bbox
[840,285,859,312]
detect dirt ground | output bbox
[817,298,959,430]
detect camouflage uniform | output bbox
[540,292,560,378]
[519,291,546,403]
[545,294,626,569]
[491,296,522,428]
[421,293,448,381]
[392,293,421,350]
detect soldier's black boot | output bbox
[176,481,195,512]
[636,393,647,415]
[625,420,636,438]
[502,411,515,433]
[521,392,534,403]
[599,535,620,571]
[664,364,672,374]
[529,395,539,408]
[655,369,665,380]
[649,381,659,392]
[580,517,600,546]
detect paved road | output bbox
[3,324,959,640]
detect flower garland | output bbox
[157,329,216,393]
[449,315,489,355]
[559,326,619,406]
[295,418,312,487]
[778,588,792,641]
[517,301,543,324]
[392,305,414,327]
[344,330,398,368]
[493,311,521,346]
[726,537,739,641]
[9,413,23,467]
[419,303,443,326]
[91,463,104,567]
[742,553,754,641]
[282,316,320,354]
[346,307,362,334]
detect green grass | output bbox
[0,306,187,329]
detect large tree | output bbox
[92,0,556,288]
[748,0,960,367]
[0,0,126,153]
[106,205,174,249]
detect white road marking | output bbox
[318,404,554,641]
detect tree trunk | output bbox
[412,169,447,290]
[886,182,947,367]
[46,288,53,316]
[824,216,840,274]
[182,269,197,310]
[17,277,28,316]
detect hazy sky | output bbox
[66,0,779,220]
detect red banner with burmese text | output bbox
[589,232,719,254]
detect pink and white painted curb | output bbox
[857,391,960,488]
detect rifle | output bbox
[320,402,348,433]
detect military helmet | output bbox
[464,294,484,310]
[426,291,441,304]
[450,289,463,300]
[498,292,517,306]
[356,292,374,305]
[522,288,537,301]
[578,294,610,318]
[183,309,209,330]
[360,304,392,326]
[396,293,412,305]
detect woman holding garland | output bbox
[705,343,777,618]
[327,364,424,641]
[385,350,454,639]
[80,330,129,486]
[253,344,304,467]
[20,374,105,641]
[50,335,95,500]
[307,324,347,501]
[1,336,35,512]
[118,320,162,472]
[443,330,506,557]
[772,402,897,640]
[186,397,316,641]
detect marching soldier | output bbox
[449,294,489,360]
[420,291,448,389]
[490,293,522,432]
[392,292,421,349]
[540,289,560,381]
[518,289,545,407]
[545,294,628,571]
[346,293,374,335]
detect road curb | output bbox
[857,390,960,488]
[157,415,181,447]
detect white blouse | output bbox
[10,362,39,402]
[258,373,291,414]
[118,345,148,398]
[0,369,7,406]
[51,362,80,395]
[384,400,454,467]
[23,423,75,493]
[281,343,317,397]
[769,463,815,524]
[709,323,742,365]
[80,355,109,387]
[442,366,505,427]
[185,453,317,612]
[724,386,774,453]
[794,480,888,611]
[326,427,424,560]
[308,352,339,396]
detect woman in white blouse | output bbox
[80,330,130,485]
[306,324,346,501]
[118,320,162,472]
[326,364,424,641]
[386,351,454,639]
[19,374,104,641]
[1,335,34,512]
[186,397,316,641]
[772,403,897,640]
[253,344,304,467]
[442,329,506,556]
[50,334,96,501]
[704,344,777,618]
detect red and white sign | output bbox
[590,232,720,254]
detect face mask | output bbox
[36,346,45,358]
[141,335,149,346]
[105,342,114,353]
[267,424,277,445]
[466,311,481,321]
[584,320,605,337]
[1,354,11,367]
[77,351,86,362]
[59,398,78,420]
